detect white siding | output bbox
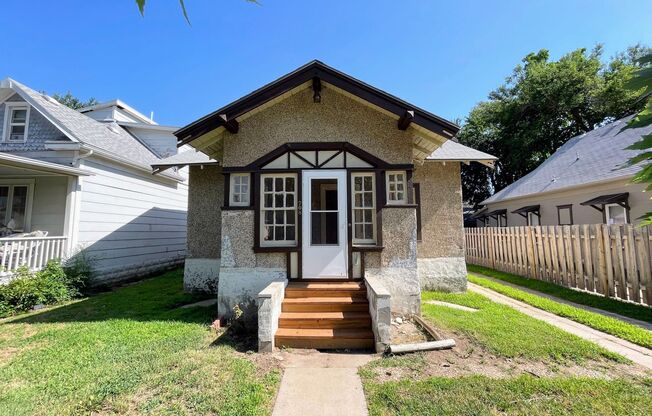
[31,176,68,235]
[77,157,188,284]
[125,126,177,158]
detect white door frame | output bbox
[301,169,348,279]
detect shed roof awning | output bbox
[580,193,629,211]
[512,205,540,215]
[486,209,507,217]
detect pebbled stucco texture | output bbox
[414,161,467,292]
[219,86,413,166]
[184,165,223,292]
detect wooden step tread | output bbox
[280,312,370,320]
[287,282,366,290]
[275,328,374,340]
[283,297,368,304]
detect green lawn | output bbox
[467,269,652,349]
[467,264,652,323]
[420,290,622,362]
[362,290,652,416]
[0,269,279,416]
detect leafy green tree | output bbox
[136,0,189,23]
[459,45,651,207]
[52,92,98,110]
[625,53,652,224]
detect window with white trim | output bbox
[605,203,627,225]
[527,211,539,226]
[3,104,30,142]
[0,182,32,234]
[351,173,376,244]
[386,171,407,204]
[260,173,297,246]
[229,173,250,206]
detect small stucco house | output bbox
[155,61,494,350]
[0,78,189,284]
[473,116,651,228]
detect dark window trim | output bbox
[413,183,422,241]
[556,204,574,225]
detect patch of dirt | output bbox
[0,347,19,364]
[371,327,651,382]
[390,314,431,345]
[0,324,37,342]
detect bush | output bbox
[0,258,91,318]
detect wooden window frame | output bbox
[229,173,250,207]
[3,103,30,143]
[604,203,629,225]
[557,204,573,225]
[259,172,298,248]
[385,170,407,205]
[351,172,376,245]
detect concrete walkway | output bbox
[272,351,374,416]
[468,282,652,370]
[474,273,652,331]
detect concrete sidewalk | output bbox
[272,351,374,416]
[473,273,652,331]
[468,282,652,370]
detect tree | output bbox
[136,0,190,23]
[52,92,98,110]
[458,45,651,207]
[625,53,652,224]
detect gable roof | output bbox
[0,78,181,181]
[482,116,650,205]
[175,60,460,148]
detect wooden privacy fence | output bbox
[465,225,652,307]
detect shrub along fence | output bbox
[465,225,652,306]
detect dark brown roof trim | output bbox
[175,60,459,146]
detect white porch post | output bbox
[62,176,82,256]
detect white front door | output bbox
[302,170,348,279]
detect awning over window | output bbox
[486,209,507,218]
[580,193,629,212]
[511,205,540,217]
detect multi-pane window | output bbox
[4,106,29,142]
[352,173,375,244]
[386,171,407,204]
[0,184,30,234]
[229,173,250,206]
[261,174,297,246]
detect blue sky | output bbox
[1,1,650,127]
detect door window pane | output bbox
[310,179,338,245]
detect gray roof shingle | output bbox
[482,116,650,204]
[6,78,180,180]
[428,139,497,162]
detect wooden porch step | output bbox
[281,297,369,312]
[275,328,375,350]
[279,312,371,328]
[285,282,367,298]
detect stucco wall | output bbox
[184,165,223,292]
[480,178,649,227]
[414,161,467,292]
[220,86,413,166]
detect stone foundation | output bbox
[418,257,467,292]
[183,258,221,293]
[217,267,287,320]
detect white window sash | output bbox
[385,170,407,205]
[229,173,250,206]
[605,203,628,225]
[351,172,376,244]
[3,103,30,142]
[260,173,298,247]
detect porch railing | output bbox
[0,236,68,276]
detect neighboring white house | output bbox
[473,116,651,227]
[0,78,192,284]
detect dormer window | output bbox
[3,104,30,142]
